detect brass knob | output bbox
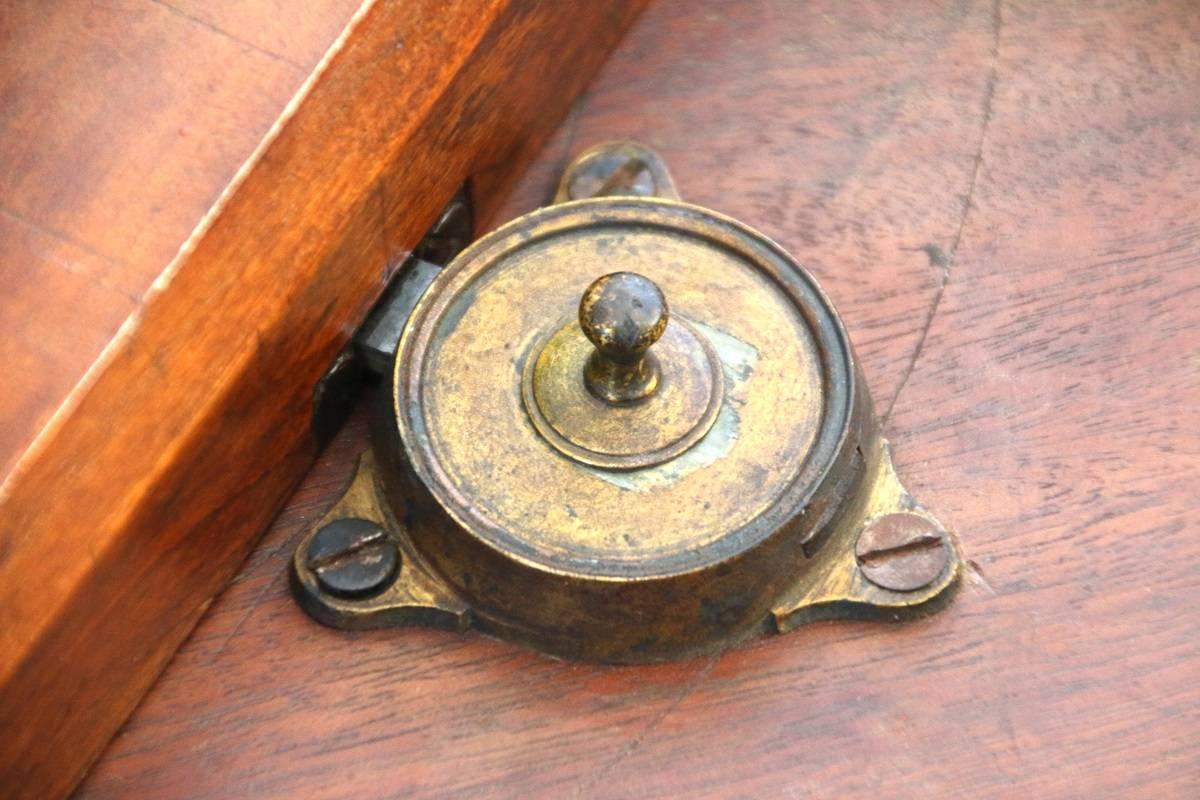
[579,272,668,404]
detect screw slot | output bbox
[855,513,951,592]
[306,518,400,599]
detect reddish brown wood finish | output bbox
[78,0,1200,797]
[0,1,647,797]
[0,0,358,479]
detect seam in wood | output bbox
[883,0,1003,427]
[0,206,142,303]
[148,0,308,72]
[570,657,719,798]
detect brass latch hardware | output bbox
[311,189,472,447]
[294,143,961,663]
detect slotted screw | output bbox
[567,152,658,200]
[855,513,951,592]
[305,518,400,599]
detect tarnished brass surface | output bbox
[291,419,959,656]
[398,200,833,577]
[771,435,960,631]
[524,286,724,470]
[290,450,470,633]
[578,271,669,404]
[290,143,961,663]
[554,140,681,202]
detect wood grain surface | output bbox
[0,0,360,479]
[77,0,1200,797]
[0,1,646,797]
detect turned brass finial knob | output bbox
[579,272,668,404]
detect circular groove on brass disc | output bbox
[522,315,724,470]
[393,197,855,577]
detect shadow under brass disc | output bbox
[522,314,724,470]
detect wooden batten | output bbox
[0,1,648,796]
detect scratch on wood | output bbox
[966,558,998,596]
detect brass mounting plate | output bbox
[291,433,960,657]
[290,142,962,663]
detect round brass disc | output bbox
[523,314,724,470]
[394,198,855,579]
